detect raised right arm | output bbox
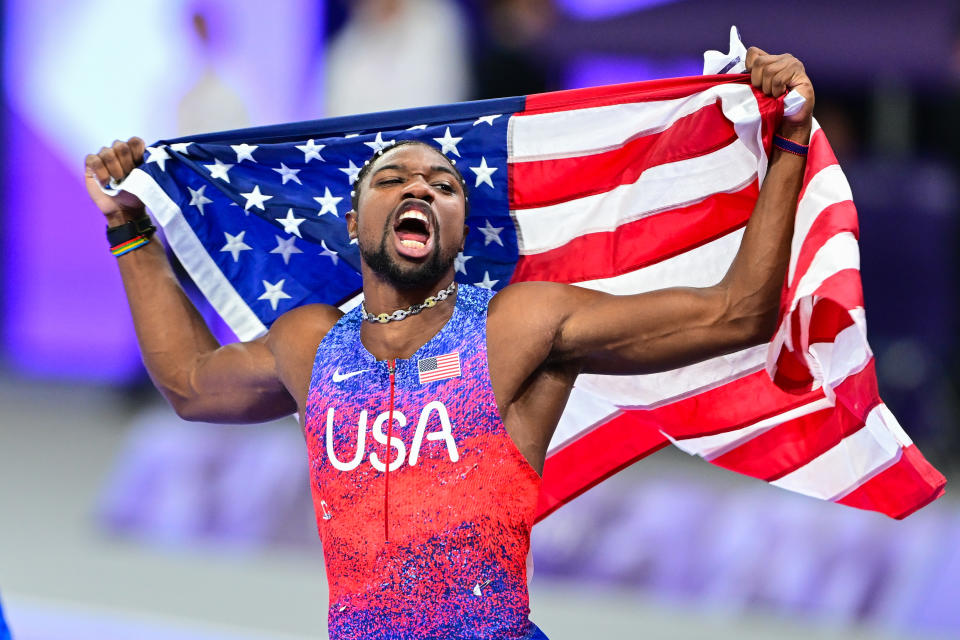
[85,138,317,423]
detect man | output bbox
[85,48,812,639]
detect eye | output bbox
[376,177,403,186]
[433,182,455,193]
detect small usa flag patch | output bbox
[418,352,461,384]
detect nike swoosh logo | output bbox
[332,368,369,383]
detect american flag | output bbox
[117,72,944,522]
[418,352,462,384]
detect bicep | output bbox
[172,335,296,424]
[551,283,757,375]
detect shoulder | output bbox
[264,303,343,355]
[489,281,595,320]
[487,281,590,348]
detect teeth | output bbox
[401,239,425,249]
[398,210,428,224]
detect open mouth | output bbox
[392,202,434,257]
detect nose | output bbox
[401,175,434,204]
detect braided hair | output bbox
[350,139,471,217]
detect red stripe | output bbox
[797,127,839,203]
[710,397,873,482]
[832,358,880,420]
[645,368,823,440]
[836,444,946,519]
[521,74,757,115]
[789,200,859,294]
[511,184,757,283]
[511,102,738,209]
[536,411,668,522]
[807,298,856,346]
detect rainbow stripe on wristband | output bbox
[773,134,809,157]
[111,235,149,257]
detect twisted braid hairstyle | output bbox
[349,139,471,217]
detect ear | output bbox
[346,211,358,239]
[461,224,469,251]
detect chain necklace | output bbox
[360,281,457,324]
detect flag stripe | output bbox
[836,445,946,520]
[510,101,738,208]
[537,410,669,521]
[770,403,904,500]
[511,139,758,255]
[511,183,757,284]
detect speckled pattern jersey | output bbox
[303,284,548,640]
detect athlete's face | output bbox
[347,145,468,288]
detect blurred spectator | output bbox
[324,0,470,116]
[472,0,559,99]
[176,7,250,135]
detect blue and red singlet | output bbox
[304,284,548,640]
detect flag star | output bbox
[220,230,252,262]
[205,158,234,182]
[169,142,193,154]
[276,208,306,237]
[258,279,292,311]
[433,127,463,157]
[339,160,362,185]
[314,187,344,217]
[474,271,499,289]
[454,252,472,275]
[273,163,302,185]
[407,124,428,130]
[320,240,339,265]
[473,114,501,126]
[188,184,213,215]
[145,145,171,171]
[270,235,303,265]
[478,219,504,246]
[232,143,258,163]
[240,184,273,211]
[296,139,326,163]
[470,157,498,189]
[365,131,395,154]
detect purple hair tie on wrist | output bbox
[773,134,809,157]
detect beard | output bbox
[360,227,457,289]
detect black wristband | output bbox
[106,214,156,247]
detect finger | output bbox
[85,154,111,187]
[745,46,768,70]
[128,136,146,164]
[763,61,791,95]
[771,66,799,97]
[758,56,791,95]
[113,140,136,175]
[98,147,126,182]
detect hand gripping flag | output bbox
[113,35,945,522]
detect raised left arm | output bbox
[530,48,814,375]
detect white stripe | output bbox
[548,387,621,453]
[807,308,872,390]
[574,343,766,410]
[669,397,835,460]
[771,404,902,500]
[512,139,757,255]
[119,169,267,341]
[787,164,853,285]
[510,83,757,161]
[792,232,860,303]
[575,227,743,295]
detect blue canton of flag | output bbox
[130,97,523,339]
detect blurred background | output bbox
[1,0,959,638]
